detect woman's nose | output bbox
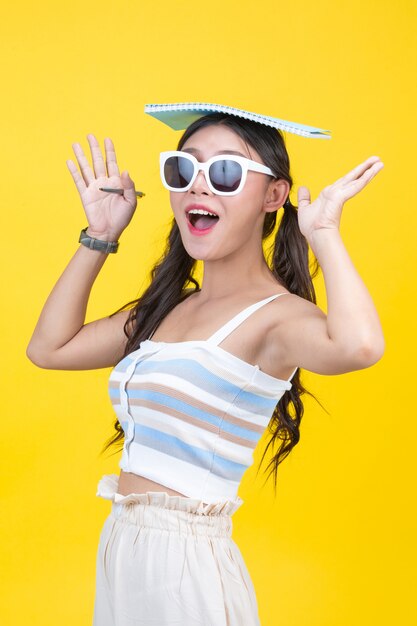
[190,169,212,194]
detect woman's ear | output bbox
[263,179,290,213]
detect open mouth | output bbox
[187,212,220,231]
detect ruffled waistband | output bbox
[96,474,244,517]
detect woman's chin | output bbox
[180,238,223,262]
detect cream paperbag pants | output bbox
[92,474,261,626]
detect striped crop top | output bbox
[108,293,298,504]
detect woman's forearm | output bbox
[308,228,385,357]
[27,244,110,358]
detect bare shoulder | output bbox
[270,291,326,328]
[268,291,327,352]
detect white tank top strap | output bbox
[206,292,294,347]
[288,366,298,381]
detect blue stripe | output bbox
[132,423,248,481]
[123,357,277,412]
[121,388,261,443]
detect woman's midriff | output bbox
[117,470,209,505]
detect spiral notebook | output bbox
[144,102,331,139]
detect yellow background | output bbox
[1,0,416,624]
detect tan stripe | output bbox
[128,398,258,449]
[126,381,264,434]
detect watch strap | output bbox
[78,227,119,254]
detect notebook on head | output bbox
[144,102,331,139]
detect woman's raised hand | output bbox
[66,134,138,241]
[296,156,384,241]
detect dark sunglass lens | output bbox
[164,156,194,189]
[209,160,242,192]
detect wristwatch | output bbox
[78,227,119,254]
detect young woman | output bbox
[27,112,385,626]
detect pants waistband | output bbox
[96,474,244,538]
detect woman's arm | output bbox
[308,228,384,357]
[26,244,131,370]
[26,133,139,370]
[274,156,385,376]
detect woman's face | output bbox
[169,124,281,261]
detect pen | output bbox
[99,187,146,197]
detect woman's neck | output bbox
[196,252,278,302]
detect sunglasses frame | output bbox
[159,150,275,196]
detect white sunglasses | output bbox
[159,150,275,196]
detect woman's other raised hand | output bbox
[296,156,384,241]
[66,134,138,242]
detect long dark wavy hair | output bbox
[101,112,327,494]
